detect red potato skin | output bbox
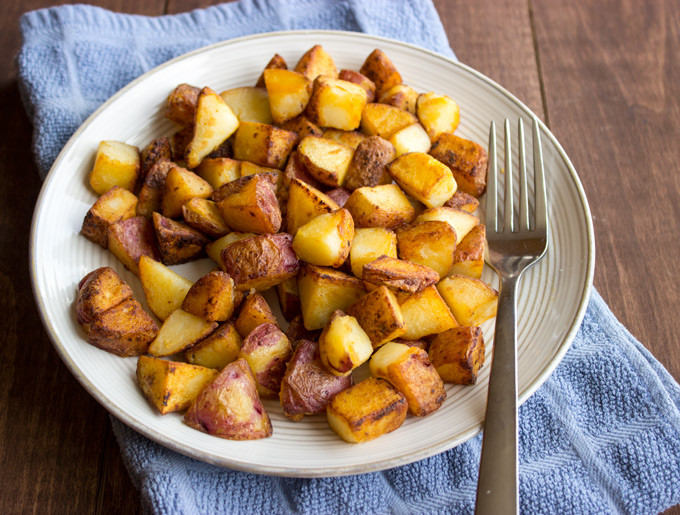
[325,188,352,207]
[107,216,161,274]
[241,322,292,393]
[284,315,321,346]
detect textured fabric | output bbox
[18,1,680,514]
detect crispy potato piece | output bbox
[184,358,272,440]
[396,220,457,277]
[416,92,461,139]
[370,342,446,417]
[171,126,193,163]
[450,224,486,279]
[138,255,193,321]
[319,310,373,377]
[263,69,312,124]
[322,129,368,149]
[255,53,288,87]
[89,140,140,195]
[182,197,230,238]
[219,86,273,124]
[388,152,456,208]
[349,227,397,278]
[326,377,407,443]
[429,133,488,197]
[399,285,458,339]
[235,291,278,338]
[136,159,174,218]
[195,157,241,190]
[107,216,160,276]
[429,326,485,384]
[294,44,338,81]
[216,174,281,234]
[185,87,240,168]
[297,135,354,187]
[206,231,256,267]
[205,138,233,159]
[378,83,418,113]
[211,172,279,202]
[346,286,406,348]
[344,184,415,229]
[285,314,321,344]
[280,115,323,144]
[233,121,297,169]
[415,206,480,245]
[360,49,402,96]
[181,271,237,322]
[165,83,200,126]
[238,322,293,398]
[325,187,351,207]
[360,103,417,139]
[282,150,323,190]
[392,338,430,351]
[280,339,353,421]
[389,123,431,157]
[139,137,172,187]
[161,165,213,219]
[437,274,498,327]
[81,186,138,248]
[338,69,376,102]
[343,135,395,191]
[297,264,366,330]
[185,321,242,370]
[286,178,339,236]
[136,356,218,414]
[276,276,301,321]
[148,308,217,357]
[221,233,300,291]
[292,208,354,267]
[153,213,209,265]
[87,298,158,357]
[306,76,368,131]
[444,190,480,212]
[76,267,133,331]
[362,255,439,293]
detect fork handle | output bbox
[475,274,519,515]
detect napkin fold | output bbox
[18,1,680,514]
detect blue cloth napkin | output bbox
[18,2,680,514]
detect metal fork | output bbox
[475,118,548,514]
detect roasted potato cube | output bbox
[392,338,430,351]
[396,220,457,277]
[181,270,237,322]
[263,69,312,124]
[415,206,480,245]
[389,123,431,157]
[344,184,416,229]
[378,83,418,113]
[326,377,407,443]
[75,267,133,331]
[294,44,338,81]
[219,86,273,124]
[255,53,288,87]
[185,321,242,370]
[282,150,323,190]
[429,133,488,197]
[205,231,256,266]
[416,92,461,139]
[238,322,293,398]
[388,152,456,208]
[297,135,354,187]
[362,255,439,293]
[216,174,281,234]
[107,216,160,275]
[360,49,402,96]
[285,178,339,236]
[280,339,353,421]
[319,310,373,377]
[148,308,217,357]
[322,128,368,149]
[194,157,241,190]
[239,161,282,182]
[437,274,498,327]
[346,286,406,348]
[349,227,397,278]
[370,342,445,416]
[171,126,193,162]
[292,208,354,267]
[136,159,174,218]
[276,276,301,321]
[89,140,140,195]
[306,76,368,131]
[165,83,200,126]
[399,285,458,339]
[211,172,279,203]
[429,326,485,384]
[153,213,209,265]
[136,356,218,414]
[185,87,240,168]
[338,69,376,102]
[297,264,366,330]
[184,358,272,440]
[450,224,486,279]
[161,165,213,219]
[325,188,351,207]
[360,103,417,139]
[343,135,395,191]
[81,186,138,248]
[444,190,480,212]
[182,197,229,238]
[233,121,297,169]
[87,298,158,357]
[139,136,172,186]
[279,115,323,144]
[284,314,321,344]
[139,255,193,321]
[235,291,278,338]
[221,233,300,291]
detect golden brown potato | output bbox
[416,92,460,139]
[165,83,200,126]
[396,220,457,277]
[239,162,283,187]
[429,326,485,384]
[171,126,193,163]
[89,140,140,195]
[360,49,402,96]
[378,83,418,113]
[360,103,417,139]
[389,123,431,157]
[219,86,273,124]
[387,152,456,208]
[139,136,172,186]
[255,53,288,87]
[181,270,237,322]
[185,321,242,370]
[81,186,138,248]
[279,115,324,144]
[294,44,338,81]
[136,159,174,218]
[285,178,339,236]
[232,121,297,169]
[347,228,398,281]
[292,208,354,267]
[211,171,279,202]
[322,128,368,149]
[276,276,301,321]
[326,377,407,443]
[444,190,480,212]
[235,291,278,338]
[297,135,354,187]
[415,206,480,245]
[450,224,486,279]
[343,135,395,191]
[429,133,488,197]
[194,157,241,190]
[319,310,373,376]
[161,165,213,219]
[221,233,300,291]
[280,339,353,421]
[370,342,446,417]
[75,267,133,331]
[148,308,217,357]
[344,184,415,229]
[107,216,160,276]
[205,231,256,267]
[392,338,430,351]
[437,274,498,327]
[282,150,323,190]
[138,255,193,321]
[184,358,272,440]
[346,286,406,348]
[338,69,376,102]
[152,212,209,265]
[182,197,230,238]
[87,298,158,357]
[136,356,218,414]
[238,322,293,398]
[216,174,282,234]
[362,255,439,293]
[263,69,312,124]
[399,285,458,339]
[306,76,368,131]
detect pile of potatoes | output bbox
[75,45,498,443]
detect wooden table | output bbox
[1,0,678,512]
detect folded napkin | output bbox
[18,1,680,514]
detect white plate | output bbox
[30,30,594,477]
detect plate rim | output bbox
[29,29,595,477]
